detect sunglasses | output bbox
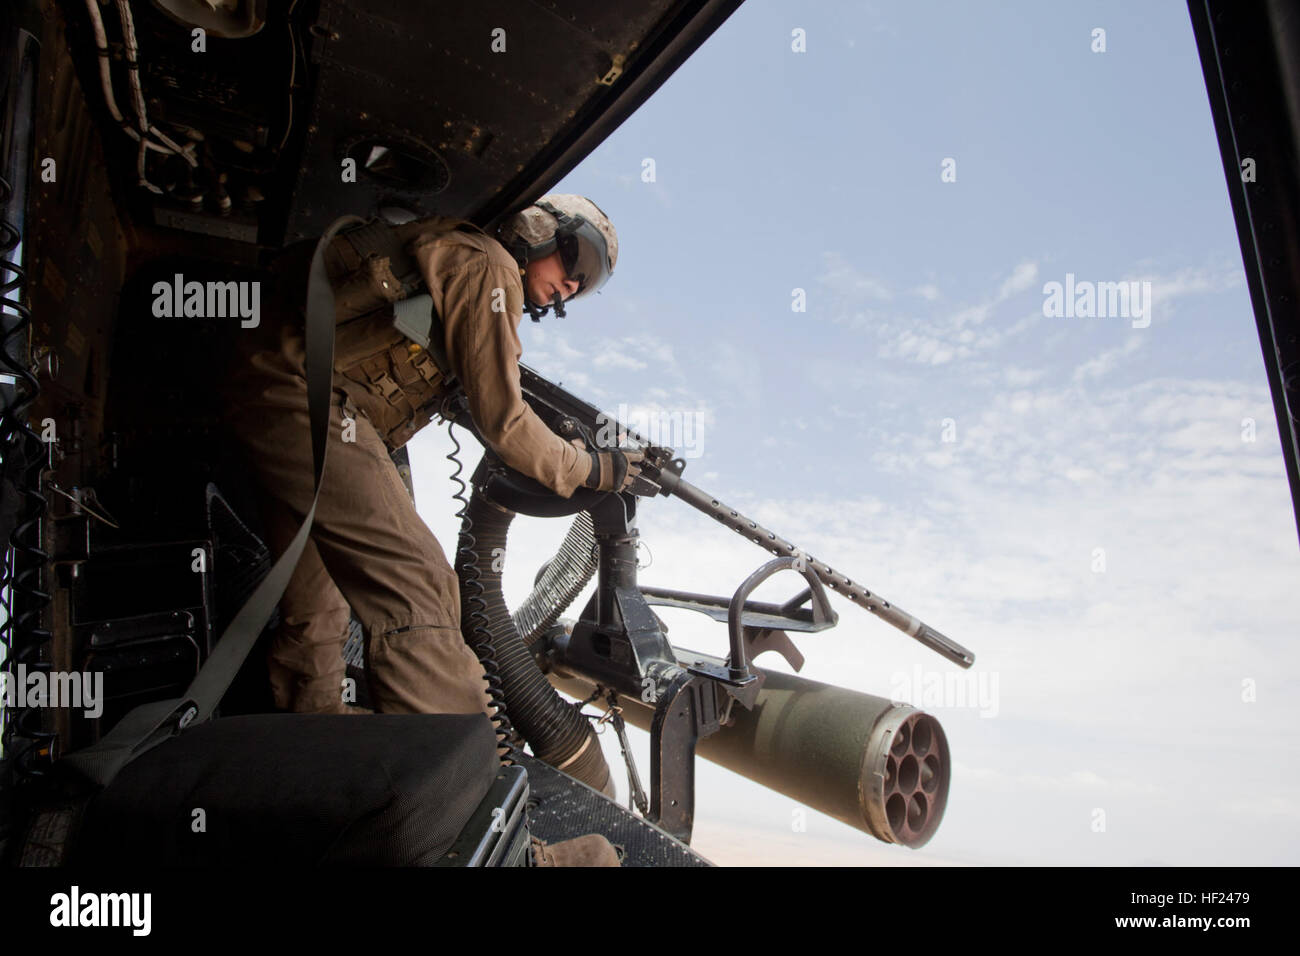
[557,233,586,292]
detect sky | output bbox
[404,0,1300,866]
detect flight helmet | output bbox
[498,194,617,319]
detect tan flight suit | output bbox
[224,216,591,716]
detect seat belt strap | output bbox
[60,214,365,789]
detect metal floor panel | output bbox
[516,753,712,867]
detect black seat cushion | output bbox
[69,713,499,865]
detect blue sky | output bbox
[409,0,1300,865]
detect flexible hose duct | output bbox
[454,491,613,796]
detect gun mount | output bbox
[437,363,974,847]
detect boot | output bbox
[530,834,621,867]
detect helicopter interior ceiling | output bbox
[56,0,742,248]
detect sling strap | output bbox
[60,214,365,788]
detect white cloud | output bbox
[998,261,1039,300]
[1002,366,1047,388]
[591,351,647,371]
[817,251,893,300]
[1126,261,1244,323]
[1072,334,1145,382]
[817,258,1045,367]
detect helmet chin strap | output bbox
[522,290,566,322]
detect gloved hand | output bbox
[571,437,645,492]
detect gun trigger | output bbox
[626,473,661,498]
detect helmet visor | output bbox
[555,217,612,301]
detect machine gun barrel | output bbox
[657,471,976,669]
[516,363,974,668]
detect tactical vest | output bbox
[324,216,477,449]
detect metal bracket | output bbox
[647,665,722,843]
[597,54,625,86]
[743,626,805,673]
[721,557,834,689]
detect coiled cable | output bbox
[435,416,614,795]
[439,393,521,760]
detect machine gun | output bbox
[440,364,976,849]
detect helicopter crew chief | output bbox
[223,194,642,719]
